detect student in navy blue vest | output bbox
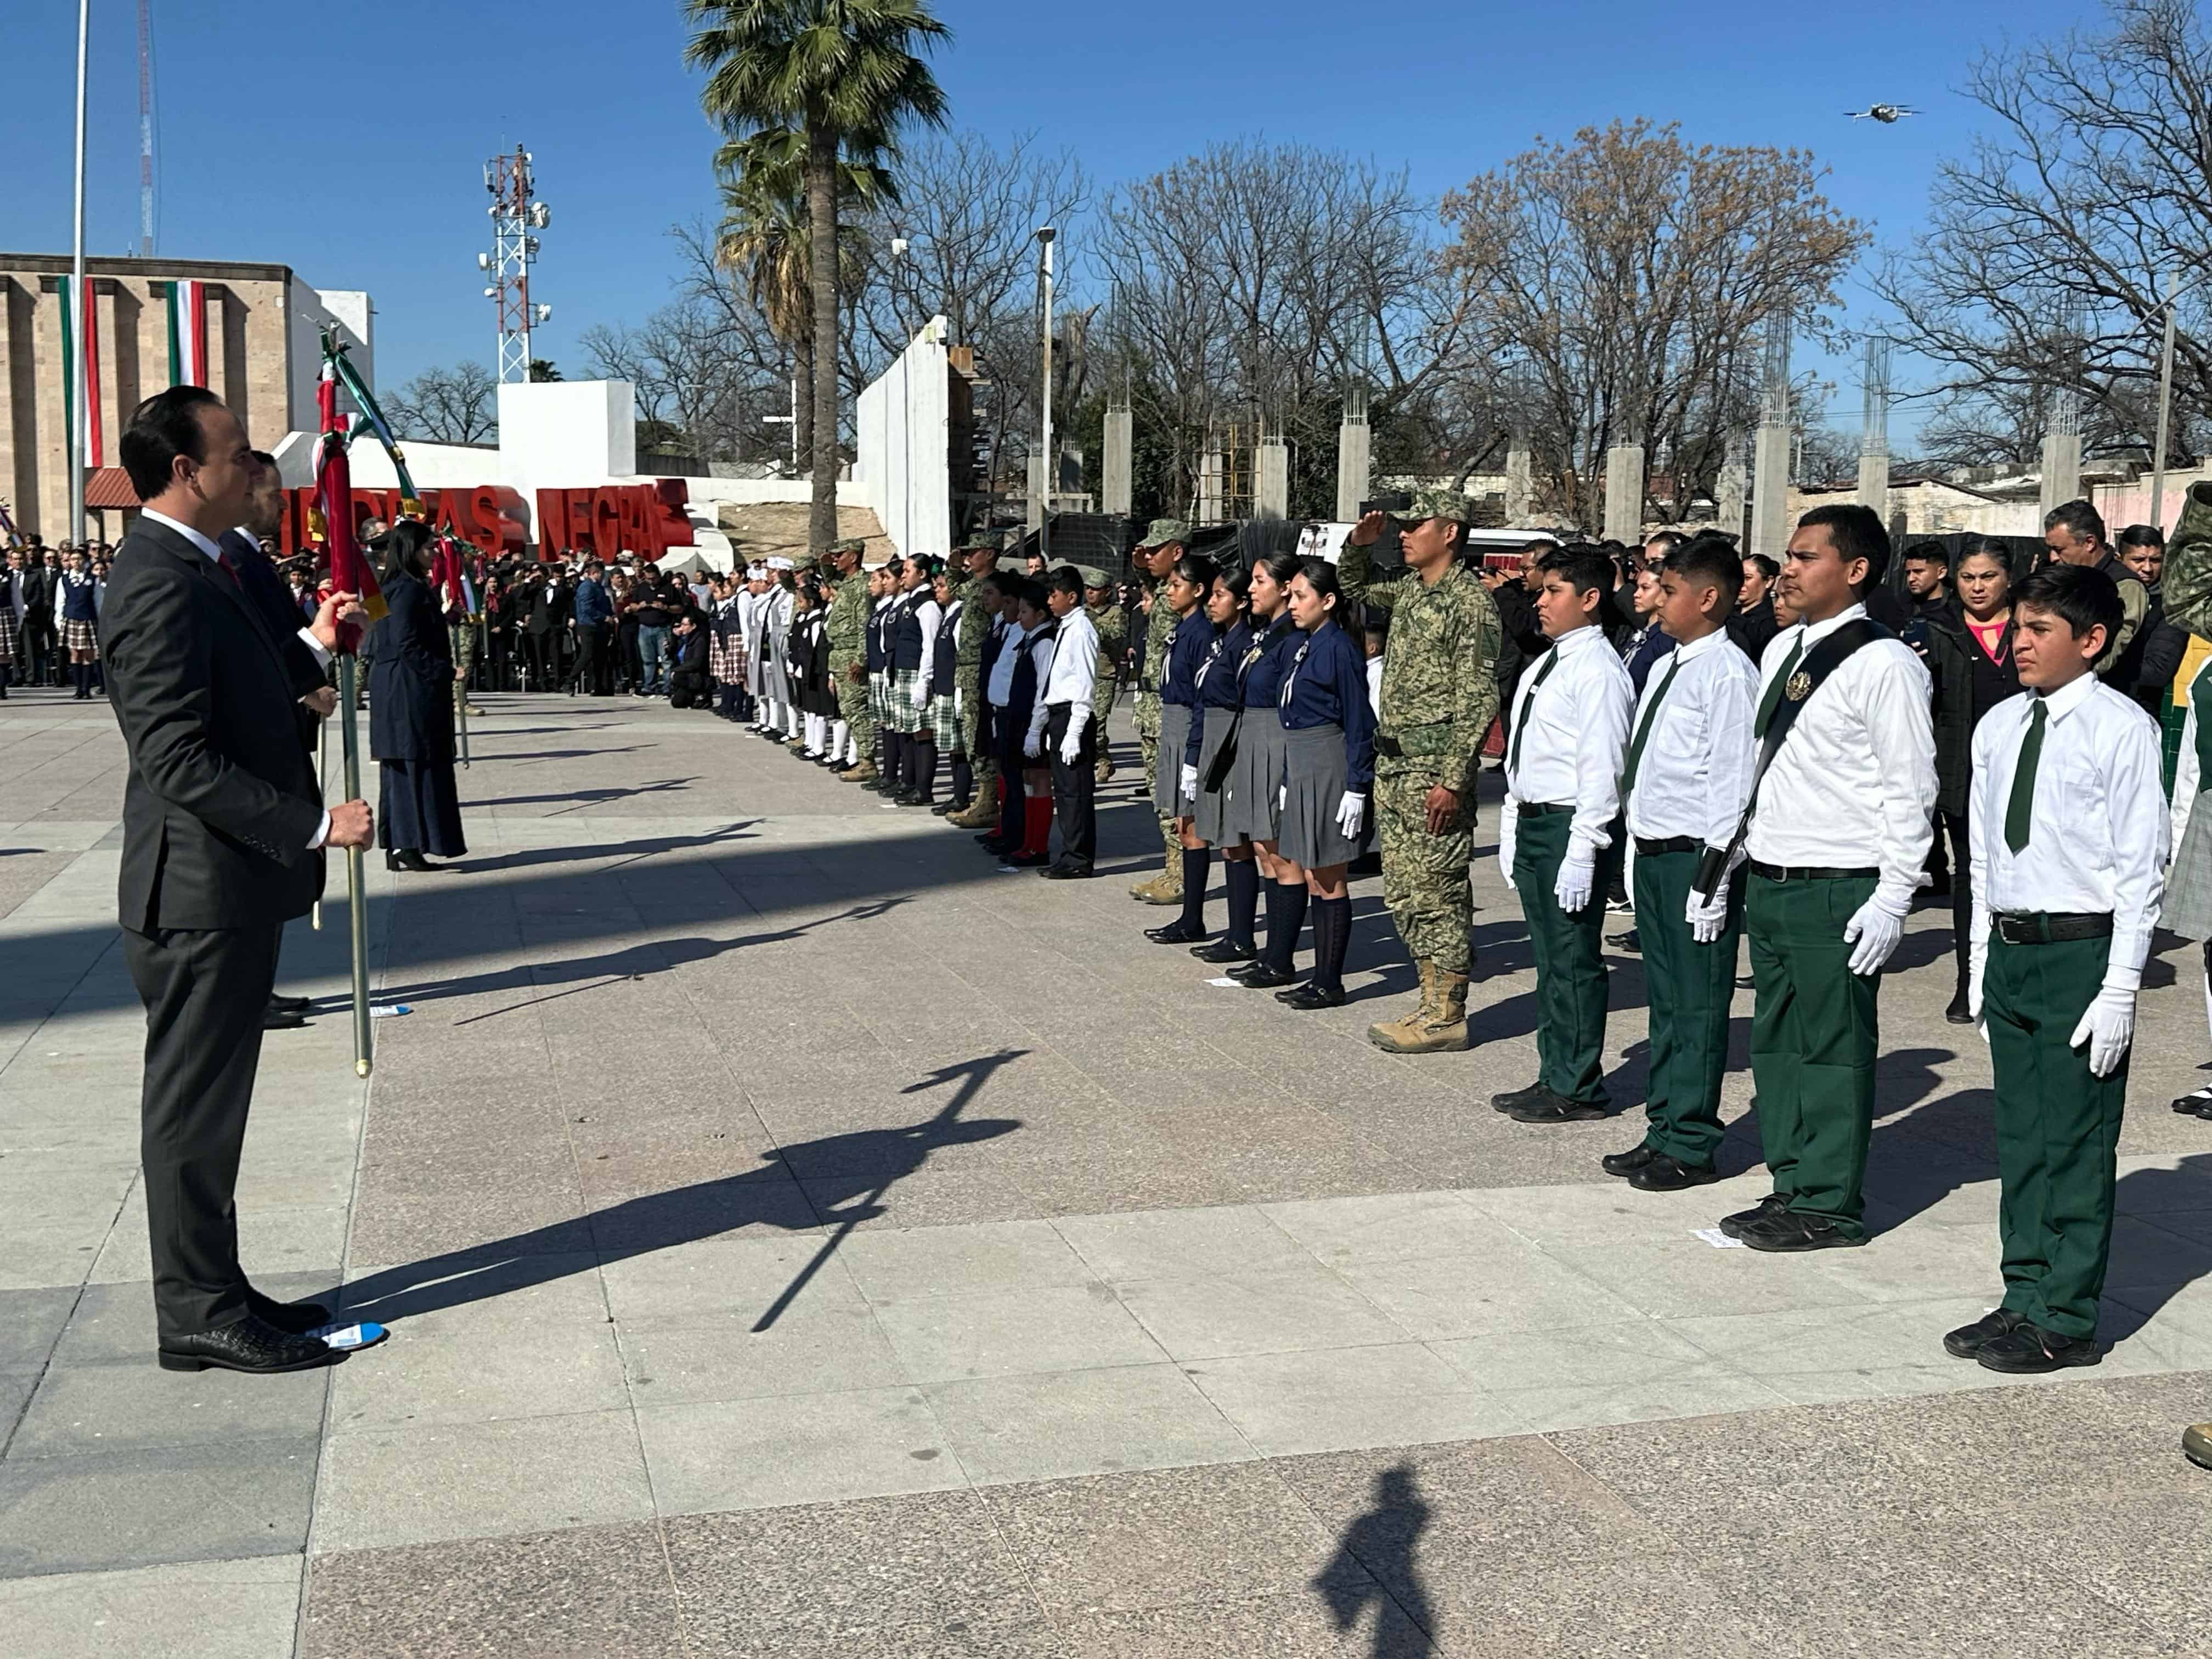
[888,556,945,806]
[926,565,968,812]
[1261,559,1375,1008]
[1152,563,1252,944]
[1142,555,1217,941]
[1220,552,1306,981]
[58,548,103,699]
[862,562,897,788]
[985,580,1059,866]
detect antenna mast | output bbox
[481,148,551,383]
[137,0,154,258]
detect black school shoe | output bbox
[1192,936,1257,964]
[1735,1209,1865,1252]
[1145,920,1208,945]
[1943,1308,2022,1359]
[1228,960,1298,989]
[1628,1154,1721,1192]
[1505,1088,1612,1124]
[1276,981,1346,1010]
[1491,1081,1549,1114]
[1975,1322,2101,1374]
[1601,1144,1658,1178]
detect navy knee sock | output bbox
[1266,883,1308,973]
[1224,858,1260,950]
[1180,848,1212,932]
[1313,895,1353,992]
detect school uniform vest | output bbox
[60,573,98,622]
[1005,619,1059,733]
[866,601,891,674]
[931,600,963,697]
[891,594,926,670]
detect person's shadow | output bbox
[1312,1464,1438,1656]
[334,1049,1026,1331]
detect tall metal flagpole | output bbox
[2153,269,2182,537]
[69,0,90,547]
[339,656,371,1076]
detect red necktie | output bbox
[216,551,242,589]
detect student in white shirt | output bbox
[1948,562,2166,1373]
[1027,567,1102,877]
[1494,545,1635,1123]
[1726,505,1937,1253]
[1602,533,1758,1191]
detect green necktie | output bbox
[2005,698,2047,854]
[1752,636,1804,739]
[1509,648,1560,775]
[1620,653,1684,796]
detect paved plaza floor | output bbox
[6,687,2212,1656]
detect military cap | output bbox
[1136,517,1190,549]
[792,551,820,573]
[957,534,1003,555]
[828,537,866,558]
[1077,565,1111,590]
[1392,487,1474,527]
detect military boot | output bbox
[1368,962,1472,1054]
[1094,755,1115,785]
[947,777,999,830]
[1130,851,1184,904]
[838,759,877,784]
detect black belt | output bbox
[1994,911,2114,945]
[1635,836,1700,857]
[1517,801,1572,818]
[1747,861,1879,882]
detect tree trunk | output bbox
[806,123,841,557]
[794,340,816,464]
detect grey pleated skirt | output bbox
[1278,723,1359,868]
[1153,703,1193,816]
[1192,707,1239,844]
[2166,794,2212,939]
[1219,709,1285,845]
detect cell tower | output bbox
[479,148,551,384]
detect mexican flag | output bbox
[57,275,103,469]
[162,279,208,387]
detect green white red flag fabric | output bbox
[314,360,386,642]
[163,279,208,387]
[57,276,103,469]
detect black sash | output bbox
[1695,618,1889,899]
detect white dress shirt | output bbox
[909,595,943,688]
[1029,605,1098,748]
[1624,627,1759,849]
[986,619,1029,707]
[139,507,332,851]
[1744,602,1937,909]
[1970,672,2168,989]
[1503,623,1634,854]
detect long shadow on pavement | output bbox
[1312,1462,1441,1656]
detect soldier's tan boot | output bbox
[838,759,877,783]
[1131,847,1184,904]
[948,777,998,828]
[1094,756,1115,785]
[2185,1421,2212,1471]
[1368,961,1471,1054]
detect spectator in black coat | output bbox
[368,524,466,872]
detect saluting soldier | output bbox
[947,538,1005,828]
[1336,492,1503,1053]
[1084,566,1127,785]
[1130,520,1189,905]
[823,538,873,780]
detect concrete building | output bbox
[0,252,370,541]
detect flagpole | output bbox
[69,0,89,546]
[312,715,328,931]
[338,656,371,1077]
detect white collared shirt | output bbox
[986,620,1029,707]
[1970,672,2168,989]
[1744,602,1936,907]
[909,595,943,688]
[1503,624,1634,853]
[1030,605,1098,747]
[1625,628,1759,849]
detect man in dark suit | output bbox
[104,386,374,1375]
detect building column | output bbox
[1857,450,1888,526]
[1255,433,1289,520]
[1197,447,1224,523]
[1751,419,1791,564]
[2040,429,2083,516]
[1102,402,1132,517]
[1335,386,1370,522]
[1504,444,1534,524]
[1716,434,1747,545]
[1602,443,1645,545]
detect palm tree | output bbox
[685,0,951,555]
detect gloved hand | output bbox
[1279,784,1288,811]
[2070,986,2137,1077]
[1967,938,1988,1022]
[1842,890,1910,976]
[1554,849,1595,914]
[1058,727,1082,765]
[1335,791,1366,838]
[1685,887,1729,945]
[1023,731,1043,759]
[1498,801,1519,889]
[1181,763,1199,802]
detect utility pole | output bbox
[481,148,552,384]
[1036,227,1056,563]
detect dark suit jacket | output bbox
[369,573,455,764]
[218,530,329,706]
[103,519,326,932]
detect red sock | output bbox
[1023,797,1053,857]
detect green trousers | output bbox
[1511,808,1618,1105]
[1632,848,1742,1166]
[1985,932,2127,1339]
[1746,871,1879,1233]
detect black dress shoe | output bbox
[261,1003,307,1031]
[1506,1088,1612,1124]
[1003,850,1050,868]
[931,800,961,816]
[978,839,1010,856]
[1975,1321,2101,1374]
[158,1313,338,1374]
[1718,1194,1791,1239]
[2172,1086,2212,1115]
[1736,1210,1865,1252]
[1039,862,1093,880]
[1229,961,1298,988]
[1944,990,1974,1025]
[385,850,436,873]
[1146,920,1208,945]
[1192,936,1258,964]
[1491,1081,1548,1114]
[1942,1308,2022,1359]
[1628,1153,1722,1192]
[247,1289,334,1335]
[270,992,315,1015]
[1601,1143,1660,1178]
[1607,928,1641,952]
[1277,981,1346,1009]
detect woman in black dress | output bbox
[369,523,467,872]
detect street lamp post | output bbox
[1036,226,1056,565]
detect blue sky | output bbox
[1,0,2107,445]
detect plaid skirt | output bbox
[929,690,960,749]
[2165,793,2212,940]
[890,667,927,731]
[61,617,98,653]
[0,604,16,663]
[869,671,890,728]
[710,630,748,682]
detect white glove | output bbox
[1966,940,1987,1022]
[1842,891,1909,976]
[1181,763,1199,802]
[1498,802,1519,889]
[1335,791,1366,838]
[1279,784,1288,810]
[1553,850,1595,915]
[2070,986,2137,1078]
[1023,731,1042,759]
[1058,727,1082,765]
[1685,888,1729,945]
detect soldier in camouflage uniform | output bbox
[1130,520,1190,904]
[825,538,875,781]
[1084,566,1126,785]
[1336,490,1503,1052]
[946,538,1005,829]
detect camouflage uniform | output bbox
[823,539,873,776]
[945,544,1003,827]
[1086,575,1126,783]
[1338,506,1502,1049]
[1133,530,1187,900]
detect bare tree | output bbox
[388,361,499,445]
[1872,0,2212,468]
[1443,119,1866,527]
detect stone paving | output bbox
[5,687,2212,1656]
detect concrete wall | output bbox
[852,320,951,558]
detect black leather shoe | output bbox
[1628,1153,1721,1192]
[1943,1308,2022,1359]
[1192,936,1258,964]
[158,1313,339,1374]
[1003,850,1049,867]
[1601,1144,1659,1178]
[1229,961,1297,988]
[1277,981,1346,1009]
[1146,920,1208,945]
[2172,1087,2212,1115]
[1491,1081,1548,1114]
[261,1003,307,1030]
[1736,1210,1865,1252]
[1506,1088,1612,1124]
[1607,928,1641,952]
[1944,990,1974,1025]
[1976,1322,2101,1374]
[247,1289,334,1335]
[270,993,315,1015]
[974,832,1006,848]
[385,850,436,873]
[1718,1194,1790,1239]
[931,800,961,816]
[1039,862,1093,880]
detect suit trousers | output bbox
[575,622,610,694]
[123,920,284,1341]
[1046,704,1096,869]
